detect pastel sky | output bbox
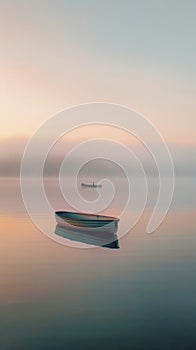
[1,0,196,145]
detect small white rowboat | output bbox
[55,211,119,233]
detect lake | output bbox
[0,176,196,350]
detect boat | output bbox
[55,211,119,233]
[54,224,119,249]
[81,181,102,188]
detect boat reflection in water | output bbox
[54,224,119,249]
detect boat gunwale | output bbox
[55,211,119,222]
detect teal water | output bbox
[0,177,196,350]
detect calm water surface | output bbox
[0,177,196,350]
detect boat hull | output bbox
[55,211,119,234]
